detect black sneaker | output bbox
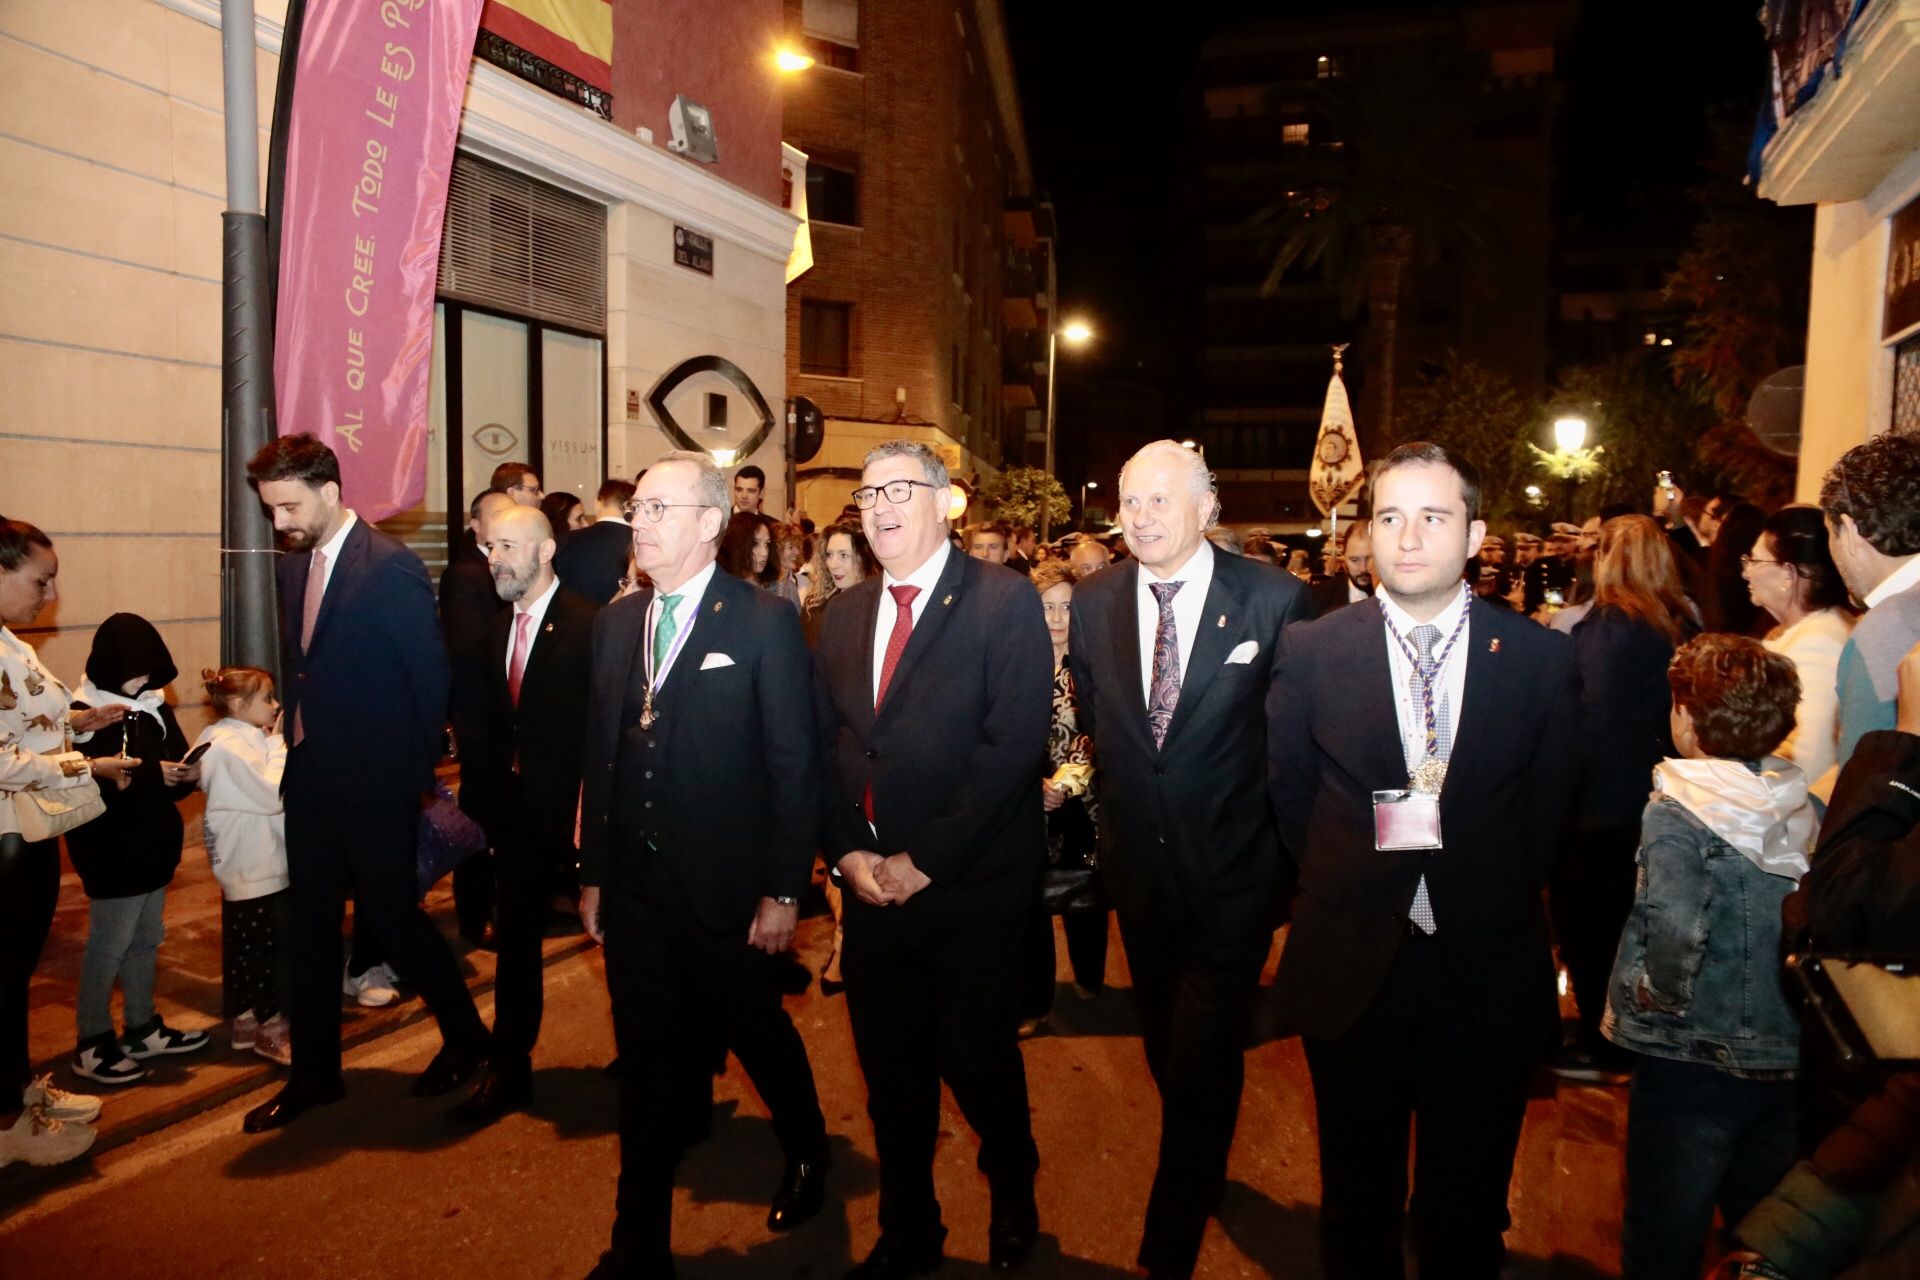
[121,1018,212,1060]
[72,1033,147,1085]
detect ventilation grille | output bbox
[438,152,607,332]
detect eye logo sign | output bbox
[472,422,519,458]
[645,355,775,462]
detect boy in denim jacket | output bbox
[1603,634,1818,1280]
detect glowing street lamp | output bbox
[774,46,815,73]
[1553,416,1588,453]
[1042,316,1096,540]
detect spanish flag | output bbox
[481,0,612,93]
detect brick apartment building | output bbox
[781,0,1056,523]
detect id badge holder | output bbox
[1373,789,1442,851]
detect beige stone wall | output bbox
[0,0,282,733]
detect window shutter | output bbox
[438,152,607,333]
[801,0,858,46]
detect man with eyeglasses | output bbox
[813,440,1054,1277]
[491,462,544,507]
[578,451,830,1279]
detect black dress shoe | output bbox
[460,923,498,952]
[242,1077,346,1133]
[411,1041,490,1097]
[766,1152,830,1231]
[987,1215,1038,1272]
[448,1067,532,1126]
[844,1228,946,1279]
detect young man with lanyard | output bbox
[1268,442,1581,1280]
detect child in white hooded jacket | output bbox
[194,666,291,1064]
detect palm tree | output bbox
[1246,46,1512,441]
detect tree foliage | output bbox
[979,467,1071,530]
[1394,353,1535,524]
[1552,352,1716,516]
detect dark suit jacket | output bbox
[473,585,598,843]
[439,543,506,812]
[278,518,451,796]
[552,518,631,607]
[1267,596,1579,1043]
[579,567,820,936]
[1310,574,1370,619]
[813,549,1053,931]
[1068,553,1311,938]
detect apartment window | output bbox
[807,159,860,227]
[1316,54,1342,79]
[801,0,859,69]
[800,301,852,377]
[1282,122,1310,147]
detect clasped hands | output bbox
[837,850,931,907]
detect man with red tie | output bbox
[448,503,597,1125]
[241,434,487,1133]
[813,440,1054,1278]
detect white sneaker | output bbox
[342,964,398,1007]
[232,1009,258,1051]
[0,1104,96,1168]
[22,1074,102,1124]
[252,1014,292,1066]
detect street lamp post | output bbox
[1080,479,1098,530]
[1042,318,1093,542]
[1554,416,1588,521]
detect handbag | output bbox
[1041,861,1101,915]
[10,752,106,842]
[417,780,488,897]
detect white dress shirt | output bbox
[1378,582,1472,774]
[503,575,559,681]
[1348,578,1371,605]
[872,540,952,702]
[310,510,357,600]
[1865,554,1920,609]
[1135,540,1217,705]
[649,560,719,688]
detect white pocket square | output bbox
[1225,641,1257,665]
[699,653,735,670]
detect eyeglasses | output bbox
[621,498,712,524]
[851,479,941,510]
[509,480,543,497]
[1739,555,1785,569]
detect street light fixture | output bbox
[1080,478,1099,529]
[1042,316,1095,540]
[774,46,815,73]
[1180,438,1198,450]
[1553,416,1588,453]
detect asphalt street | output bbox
[0,915,1626,1278]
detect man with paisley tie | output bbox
[1065,440,1312,1280]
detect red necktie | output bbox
[292,548,327,748]
[508,612,532,708]
[865,584,921,822]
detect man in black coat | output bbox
[448,504,598,1125]
[553,478,639,606]
[441,488,514,945]
[579,451,828,1280]
[1268,443,1580,1280]
[242,434,488,1134]
[1066,440,1312,1280]
[814,440,1053,1279]
[1310,521,1373,618]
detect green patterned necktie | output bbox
[652,594,683,675]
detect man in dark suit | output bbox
[553,478,638,606]
[1310,521,1373,618]
[814,440,1053,1278]
[441,487,515,946]
[579,451,828,1280]
[241,434,490,1133]
[449,504,597,1125]
[1268,443,1580,1280]
[1066,440,1312,1280]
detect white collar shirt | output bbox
[1348,578,1372,604]
[1135,539,1217,705]
[872,539,952,702]
[1378,582,1472,775]
[649,559,719,689]
[312,510,357,599]
[1865,555,1920,609]
[503,575,559,680]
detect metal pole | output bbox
[1040,328,1058,543]
[220,0,281,682]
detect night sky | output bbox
[1003,0,1770,393]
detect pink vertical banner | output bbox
[274,0,485,521]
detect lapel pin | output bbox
[1217,615,1227,628]
[942,594,953,606]
[543,623,555,633]
[714,600,724,612]
[1489,638,1501,653]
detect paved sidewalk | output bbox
[16,790,593,1164]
